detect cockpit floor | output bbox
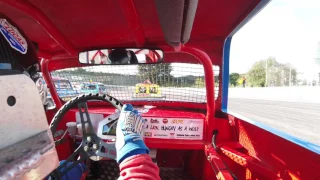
[86,160,195,180]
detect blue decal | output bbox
[0,19,27,54]
[0,63,12,70]
[222,37,232,110]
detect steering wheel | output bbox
[49,94,123,178]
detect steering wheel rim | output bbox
[50,94,123,134]
[49,93,123,179]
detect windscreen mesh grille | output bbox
[50,63,219,103]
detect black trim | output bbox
[211,130,238,180]
[0,69,23,76]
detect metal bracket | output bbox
[0,130,59,180]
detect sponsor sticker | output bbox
[145,132,152,137]
[172,119,184,124]
[150,125,159,130]
[162,118,168,124]
[144,118,203,140]
[150,119,159,124]
[188,120,202,124]
[61,97,73,101]
[0,19,28,54]
[154,134,168,137]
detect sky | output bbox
[230,0,320,80]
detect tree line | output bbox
[230,57,297,87]
[52,64,213,88]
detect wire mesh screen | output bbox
[51,63,220,103]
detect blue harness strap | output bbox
[48,160,86,180]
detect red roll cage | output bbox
[4,1,319,180]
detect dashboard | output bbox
[71,106,206,149]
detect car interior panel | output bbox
[0,0,319,180]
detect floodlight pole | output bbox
[289,67,292,86]
[265,59,268,87]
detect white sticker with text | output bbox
[144,118,203,140]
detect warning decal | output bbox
[144,118,203,140]
[0,19,28,54]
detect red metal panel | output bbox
[123,101,207,110]
[69,106,206,119]
[119,0,145,46]
[146,139,205,150]
[230,114,320,180]
[40,58,63,109]
[205,144,234,180]
[220,145,280,179]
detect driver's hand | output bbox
[115,104,149,163]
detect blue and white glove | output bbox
[115,104,149,163]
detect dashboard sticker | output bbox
[144,118,203,140]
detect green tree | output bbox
[229,73,240,87]
[138,64,173,86]
[247,57,297,87]
[194,77,205,87]
[74,67,87,73]
[247,60,266,87]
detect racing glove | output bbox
[115,104,149,163]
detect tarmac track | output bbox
[228,98,320,145]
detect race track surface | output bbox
[228,98,320,146]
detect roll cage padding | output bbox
[50,93,123,139]
[154,0,198,47]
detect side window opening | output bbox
[229,0,320,146]
[88,85,96,90]
[99,85,106,90]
